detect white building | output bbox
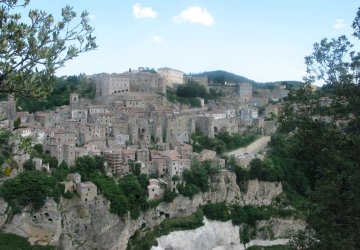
[157,67,184,88]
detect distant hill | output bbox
[192,70,256,85]
[260,80,304,89]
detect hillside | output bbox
[194,70,256,85]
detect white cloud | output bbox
[174,6,214,26]
[132,3,157,19]
[151,35,163,44]
[334,19,345,29]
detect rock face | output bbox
[3,199,61,246]
[0,197,8,228]
[152,218,240,250]
[151,217,305,250]
[241,180,283,206]
[1,171,284,249]
[256,218,306,240]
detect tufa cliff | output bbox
[0,170,283,249]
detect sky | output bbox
[23,1,359,83]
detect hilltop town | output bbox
[0,67,291,196]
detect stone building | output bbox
[130,71,166,94]
[184,75,209,91]
[104,150,128,176]
[164,114,196,144]
[137,148,150,162]
[76,181,97,202]
[147,179,161,200]
[238,83,252,102]
[71,109,88,123]
[94,73,130,97]
[157,67,184,88]
[196,114,239,138]
[49,129,77,164]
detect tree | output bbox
[0,0,97,98]
[280,7,360,250]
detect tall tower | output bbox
[70,93,79,109]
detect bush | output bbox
[162,188,178,202]
[0,171,61,212]
[0,232,57,249]
[202,202,230,221]
[177,183,200,198]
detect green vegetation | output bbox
[231,205,293,227]
[177,159,219,198]
[196,70,255,85]
[274,8,360,248]
[247,245,290,250]
[127,209,204,250]
[166,82,226,107]
[162,188,178,203]
[176,83,208,99]
[234,158,284,183]
[18,76,95,112]
[202,202,230,221]
[192,131,257,154]
[0,171,61,212]
[0,232,57,250]
[0,0,96,99]
[166,88,202,108]
[72,156,148,218]
[200,202,296,245]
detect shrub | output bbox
[202,202,230,221]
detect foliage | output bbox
[248,158,284,182]
[71,156,149,218]
[247,245,290,250]
[176,83,208,98]
[18,75,96,112]
[177,158,211,198]
[43,155,58,169]
[176,183,200,199]
[90,174,129,217]
[183,160,209,192]
[0,232,58,250]
[162,188,178,202]
[33,144,43,155]
[0,0,96,98]
[23,158,35,171]
[0,170,61,211]
[73,155,105,179]
[202,202,230,221]
[278,8,360,249]
[231,205,293,227]
[51,163,70,182]
[127,210,204,250]
[118,174,148,219]
[166,88,202,108]
[191,131,257,154]
[196,70,255,85]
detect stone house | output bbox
[93,73,130,97]
[165,114,195,144]
[238,83,252,103]
[76,181,97,202]
[147,179,161,200]
[175,143,193,160]
[71,109,88,123]
[136,148,149,162]
[35,112,55,128]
